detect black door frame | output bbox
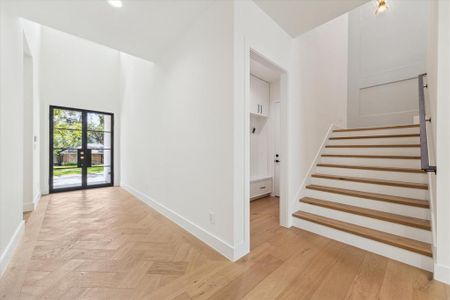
[49,105,114,193]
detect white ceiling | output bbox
[6,0,212,62]
[253,0,370,37]
[6,0,370,62]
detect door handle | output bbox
[77,149,84,167]
[77,149,92,167]
[275,160,280,163]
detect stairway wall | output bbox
[347,0,429,127]
[291,14,349,209]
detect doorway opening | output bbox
[248,50,287,249]
[49,106,114,193]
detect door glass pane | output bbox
[87,166,111,185]
[87,112,112,186]
[87,113,111,132]
[54,128,82,149]
[87,132,111,149]
[52,107,83,191]
[53,149,78,167]
[53,167,82,189]
[53,108,82,130]
[90,149,111,166]
[52,150,82,189]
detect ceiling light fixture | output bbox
[107,0,123,8]
[375,0,388,15]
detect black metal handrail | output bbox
[418,73,436,173]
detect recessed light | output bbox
[107,0,123,8]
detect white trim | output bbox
[233,242,248,261]
[0,221,25,276]
[122,184,235,261]
[294,124,336,203]
[434,263,450,284]
[235,42,290,262]
[293,218,433,272]
[33,192,41,209]
[23,193,41,212]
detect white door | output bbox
[272,102,281,197]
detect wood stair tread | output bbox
[330,134,419,140]
[316,163,425,174]
[321,154,420,159]
[311,173,428,190]
[326,144,420,148]
[333,124,419,133]
[306,184,429,208]
[292,211,432,257]
[300,197,430,230]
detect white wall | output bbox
[291,13,348,205]
[39,26,122,194]
[120,2,236,258]
[119,53,155,193]
[429,0,450,285]
[348,0,428,127]
[22,19,41,211]
[0,4,24,274]
[427,1,438,146]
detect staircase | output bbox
[292,124,433,271]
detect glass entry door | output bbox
[50,106,114,192]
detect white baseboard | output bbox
[121,184,235,261]
[0,221,25,276]
[434,263,450,284]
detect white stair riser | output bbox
[332,127,419,138]
[292,218,433,272]
[320,156,420,168]
[324,147,420,156]
[311,177,429,200]
[328,137,419,146]
[304,189,430,220]
[298,203,432,243]
[315,167,427,184]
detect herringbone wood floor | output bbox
[0,188,449,299]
